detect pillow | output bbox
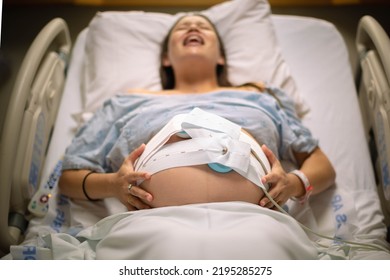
[82,0,308,117]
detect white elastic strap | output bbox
[135,108,243,169]
[135,113,187,170]
[134,108,271,190]
[140,135,250,174]
[139,133,268,190]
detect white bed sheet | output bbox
[9,15,390,260]
[273,16,389,258]
[274,15,384,233]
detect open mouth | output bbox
[183,34,204,46]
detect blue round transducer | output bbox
[208,163,232,173]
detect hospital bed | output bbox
[1,0,390,259]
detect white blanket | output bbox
[26,202,320,260]
[8,199,390,260]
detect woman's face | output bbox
[162,15,225,69]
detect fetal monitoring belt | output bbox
[134,108,271,191]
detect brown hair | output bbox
[159,14,232,89]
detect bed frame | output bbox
[356,16,390,231]
[0,14,389,257]
[0,18,71,256]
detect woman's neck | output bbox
[174,81,220,93]
[173,65,220,93]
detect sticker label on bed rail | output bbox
[28,159,63,217]
[29,113,45,196]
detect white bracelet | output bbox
[290,170,313,203]
[290,170,310,188]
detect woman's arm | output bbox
[259,145,336,209]
[59,144,153,210]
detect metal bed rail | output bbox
[0,18,71,256]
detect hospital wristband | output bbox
[289,169,313,204]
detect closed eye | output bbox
[174,21,213,32]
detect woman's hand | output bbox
[259,145,304,210]
[114,144,153,211]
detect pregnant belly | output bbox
[140,165,264,208]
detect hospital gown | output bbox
[62,87,318,173]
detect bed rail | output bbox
[0,18,71,256]
[356,15,390,227]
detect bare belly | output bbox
[140,165,264,208]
